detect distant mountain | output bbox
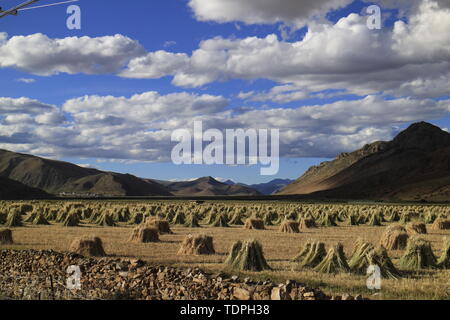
[249,179,295,195]
[160,176,261,196]
[0,177,49,200]
[0,149,173,197]
[279,122,450,201]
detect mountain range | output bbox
[0,122,449,201]
[279,122,450,201]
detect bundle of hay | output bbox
[210,214,229,227]
[367,213,382,226]
[345,214,359,226]
[292,240,327,268]
[348,240,401,279]
[380,225,409,250]
[171,212,186,225]
[406,222,427,235]
[128,227,159,243]
[95,213,116,227]
[224,239,271,272]
[244,218,265,230]
[279,220,300,233]
[424,212,436,224]
[146,219,173,234]
[63,212,80,227]
[177,234,215,255]
[0,212,6,225]
[69,236,106,257]
[33,212,50,225]
[55,211,68,223]
[318,213,337,227]
[314,243,350,273]
[229,213,244,225]
[263,213,274,226]
[299,218,317,229]
[387,211,401,222]
[0,229,13,244]
[399,212,412,224]
[437,237,450,269]
[398,237,437,270]
[4,210,22,227]
[127,212,144,225]
[431,218,450,230]
[24,211,38,223]
[184,214,201,228]
[313,243,350,274]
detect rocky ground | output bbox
[0,249,365,300]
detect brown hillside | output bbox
[279,122,450,201]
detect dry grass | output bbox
[0,200,449,300]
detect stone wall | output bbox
[0,249,361,300]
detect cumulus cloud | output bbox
[0,33,145,75]
[1,93,449,161]
[188,0,354,27]
[120,0,450,100]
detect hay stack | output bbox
[318,213,337,227]
[4,210,22,227]
[146,219,173,234]
[25,211,38,223]
[63,212,80,227]
[431,218,450,230]
[95,213,116,227]
[348,240,401,279]
[244,218,265,230]
[299,218,317,229]
[263,213,274,226]
[0,229,13,244]
[367,213,382,226]
[437,237,450,269]
[224,239,271,272]
[380,225,409,250]
[313,243,350,274]
[69,236,106,257]
[129,227,159,243]
[293,240,327,268]
[177,234,215,255]
[345,214,359,226]
[229,214,244,225]
[388,211,400,222]
[398,237,437,270]
[184,214,201,228]
[210,214,229,228]
[127,212,144,225]
[279,220,300,233]
[171,212,186,225]
[406,222,427,235]
[33,212,50,225]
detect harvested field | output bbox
[0,200,449,300]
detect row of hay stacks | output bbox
[1,201,449,230]
[61,229,449,278]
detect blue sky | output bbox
[1,0,449,184]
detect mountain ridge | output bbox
[279,122,450,201]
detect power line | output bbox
[18,0,79,11]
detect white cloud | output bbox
[188,0,354,27]
[16,78,36,84]
[120,0,450,100]
[0,33,145,75]
[119,51,189,79]
[1,93,449,161]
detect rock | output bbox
[233,287,252,300]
